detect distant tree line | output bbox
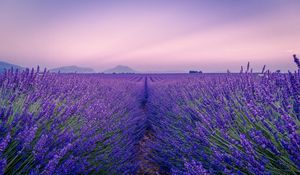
[189,70,203,74]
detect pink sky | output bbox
[0,0,299,72]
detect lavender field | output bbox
[0,60,300,175]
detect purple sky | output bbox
[0,0,299,72]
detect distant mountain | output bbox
[50,66,95,73]
[104,65,136,73]
[0,61,25,73]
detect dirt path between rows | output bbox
[136,77,165,175]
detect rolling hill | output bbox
[50,66,95,73]
[103,65,136,73]
[0,61,25,73]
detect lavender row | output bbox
[0,68,145,174]
[147,69,300,174]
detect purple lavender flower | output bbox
[184,159,210,175]
[294,54,300,69]
[41,154,60,175]
[33,134,49,161]
[0,158,6,174]
[18,124,38,148]
[41,143,73,174]
[0,133,11,152]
